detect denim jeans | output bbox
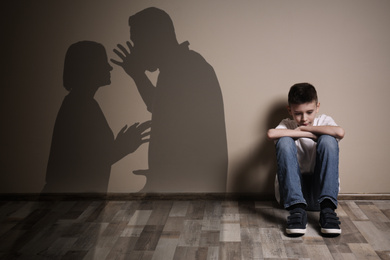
[275,135,339,211]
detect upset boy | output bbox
[267,83,345,236]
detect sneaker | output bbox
[319,208,341,236]
[286,208,307,236]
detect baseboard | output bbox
[338,193,390,200]
[1,192,390,201]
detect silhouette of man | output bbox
[112,7,228,192]
[42,41,150,193]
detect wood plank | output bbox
[283,240,309,259]
[199,230,220,247]
[151,232,180,260]
[186,201,206,220]
[219,242,241,260]
[133,225,164,251]
[357,203,390,224]
[305,244,334,260]
[163,216,185,232]
[105,237,138,257]
[206,246,219,260]
[240,227,263,260]
[376,251,390,259]
[328,216,368,244]
[173,246,208,260]
[221,212,240,223]
[219,223,241,242]
[0,201,29,222]
[237,201,255,214]
[178,220,203,246]
[85,201,108,222]
[353,220,390,251]
[221,201,239,215]
[19,221,73,256]
[76,201,104,222]
[343,201,369,221]
[257,208,285,228]
[325,243,353,260]
[204,201,223,219]
[239,212,259,229]
[169,201,190,217]
[71,222,109,251]
[127,210,152,226]
[146,201,172,226]
[92,201,125,223]
[202,217,220,231]
[61,201,92,220]
[61,250,88,260]
[348,243,381,260]
[259,228,287,258]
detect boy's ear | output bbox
[316,102,320,112]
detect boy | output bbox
[267,83,345,236]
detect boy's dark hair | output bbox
[288,83,318,105]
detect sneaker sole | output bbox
[320,227,342,235]
[286,224,307,235]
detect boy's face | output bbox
[288,100,320,127]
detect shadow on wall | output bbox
[231,101,290,195]
[112,7,228,192]
[43,7,228,193]
[42,41,150,193]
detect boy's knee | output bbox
[276,137,295,147]
[317,135,338,151]
[276,137,296,153]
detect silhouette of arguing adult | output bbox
[112,8,228,192]
[42,41,150,193]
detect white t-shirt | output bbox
[275,114,338,174]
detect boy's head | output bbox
[288,83,318,105]
[287,83,320,127]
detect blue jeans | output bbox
[276,135,339,211]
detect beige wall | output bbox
[1,0,390,194]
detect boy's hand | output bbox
[296,125,345,140]
[295,126,318,140]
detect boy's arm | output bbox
[267,125,345,141]
[267,128,317,140]
[298,125,345,140]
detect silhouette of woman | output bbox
[42,41,150,193]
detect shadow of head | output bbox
[128,7,179,72]
[63,41,113,92]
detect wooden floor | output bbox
[0,199,389,260]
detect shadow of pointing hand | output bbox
[111,41,146,79]
[113,120,151,163]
